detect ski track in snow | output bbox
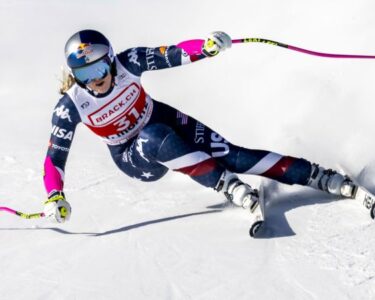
[304,201,375,286]
[268,192,375,299]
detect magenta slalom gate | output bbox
[0,206,45,219]
[232,38,375,59]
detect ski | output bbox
[337,165,375,220]
[352,185,375,220]
[249,184,266,237]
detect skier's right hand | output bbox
[43,191,71,223]
[202,31,232,57]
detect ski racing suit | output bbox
[43,38,313,197]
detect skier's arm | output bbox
[43,94,81,198]
[118,31,232,76]
[178,31,232,57]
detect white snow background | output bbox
[1,0,375,299]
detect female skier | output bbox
[43,29,355,223]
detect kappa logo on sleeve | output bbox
[54,105,72,122]
[128,48,141,67]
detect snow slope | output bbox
[1,0,375,299]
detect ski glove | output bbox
[43,191,71,223]
[202,31,232,57]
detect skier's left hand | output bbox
[202,31,232,57]
[43,191,71,223]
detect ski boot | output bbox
[307,164,356,198]
[308,164,375,219]
[215,171,260,212]
[216,171,266,237]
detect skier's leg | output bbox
[149,101,312,186]
[140,101,263,207]
[110,123,260,209]
[139,100,353,207]
[108,142,169,182]
[136,123,225,188]
[211,142,355,197]
[215,144,356,198]
[150,100,354,199]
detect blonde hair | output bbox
[59,67,76,95]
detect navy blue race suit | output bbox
[44,39,312,195]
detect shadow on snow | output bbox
[2,183,363,239]
[0,210,223,236]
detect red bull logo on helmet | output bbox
[75,43,94,61]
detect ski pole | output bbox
[0,206,45,219]
[232,38,375,59]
